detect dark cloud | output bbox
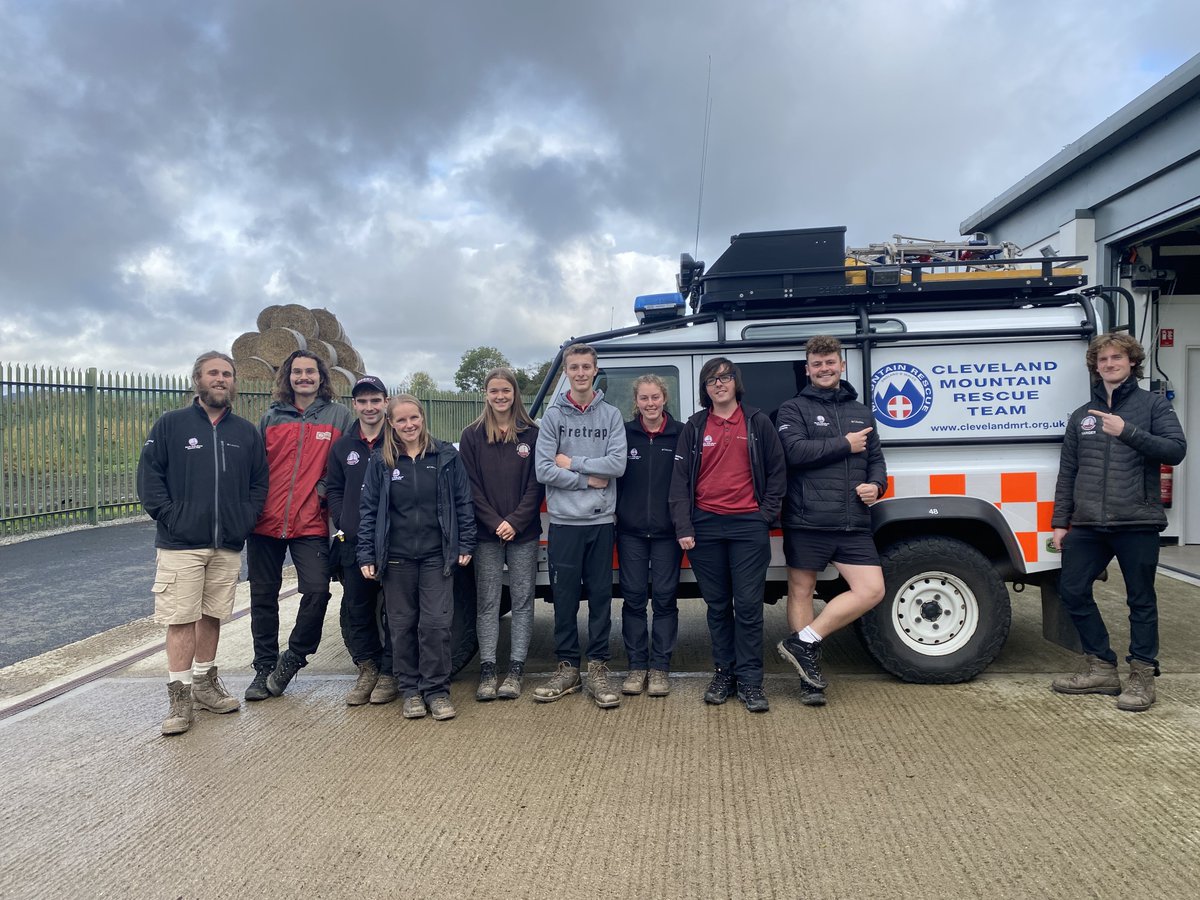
[2,0,1198,383]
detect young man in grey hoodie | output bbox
[534,343,628,707]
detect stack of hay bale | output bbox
[232,304,366,396]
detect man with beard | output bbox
[326,375,396,706]
[245,350,353,701]
[138,351,268,735]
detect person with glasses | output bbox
[669,357,786,712]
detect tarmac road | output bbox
[0,521,159,667]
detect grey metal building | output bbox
[960,52,1200,544]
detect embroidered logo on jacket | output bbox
[184,438,204,451]
[516,443,531,459]
[391,469,404,481]
[316,431,333,441]
[1081,416,1097,433]
[347,451,361,465]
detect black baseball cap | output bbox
[351,375,387,397]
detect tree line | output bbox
[400,346,554,395]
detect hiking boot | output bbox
[777,635,828,689]
[245,667,272,702]
[497,661,525,700]
[1116,659,1157,712]
[798,681,827,707]
[162,681,193,736]
[370,675,399,705]
[586,661,621,709]
[647,669,670,697]
[267,649,304,697]
[476,662,499,702]
[429,696,457,720]
[402,695,428,719]
[622,669,647,695]
[533,662,582,703]
[346,660,380,707]
[192,666,240,714]
[738,684,770,713]
[1051,654,1121,696]
[703,668,736,705]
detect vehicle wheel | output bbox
[858,537,1011,684]
[450,563,478,677]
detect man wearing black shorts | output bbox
[775,335,887,705]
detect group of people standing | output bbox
[137,328,1184,735]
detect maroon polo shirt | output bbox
[695,404,758,515]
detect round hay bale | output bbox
[232,331,260,360]
[234,356,276,384]
[311,308,345,343]
[257,327,308,367]
[306,339,339,367]
[329,339,363,372]
[329,366,356,398]
[256,305,284,331]
[272,304,319,341]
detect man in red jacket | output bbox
[245,350,352,701]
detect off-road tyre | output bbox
[858,536,1011,684]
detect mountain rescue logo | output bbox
[814,415,829,428]
[347,451,361,465]
[516,442,531,459]
[184,437,203,451]
[703,434,716,448]
[391,469,404,481]
[629,448,640,460]
[1081,415,1097,433]
[872,363,934,429]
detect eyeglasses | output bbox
[704,373,734,386]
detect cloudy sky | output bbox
[2,1,1198,388]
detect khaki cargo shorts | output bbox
[152,548,241,625]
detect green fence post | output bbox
[86,366,98,525]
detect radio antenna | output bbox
[694,56,712,258]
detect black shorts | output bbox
[783,528,880,571]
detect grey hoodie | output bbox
[536,388,628,526]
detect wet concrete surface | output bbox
[2,560,1200,898]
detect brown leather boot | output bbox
[1116,659,1157,712]
[1051,654,1121,696]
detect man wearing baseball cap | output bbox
[326,375,396,705]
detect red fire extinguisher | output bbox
[1161,464,1174,508]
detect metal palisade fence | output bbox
[0,363,517,539]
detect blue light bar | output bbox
[634,292,685,323]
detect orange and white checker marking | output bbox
[882,467,1059,571]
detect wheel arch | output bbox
[871,496,1026,580]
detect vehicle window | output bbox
[594,365,681,422]
[740,319,904,340]
[736,360,807,424]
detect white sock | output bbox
[193,659,215,677]
[795,626,823,644]
[168,670,193,685]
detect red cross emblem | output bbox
[887,396,912,418]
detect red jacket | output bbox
[253,397,353,539]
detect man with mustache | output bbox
[245,350,353,701]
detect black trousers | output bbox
[247,534,332,672]
[338,537,392,672]
[548,523,614,666]
[383,556,453,700]
[617,533,682,671]
[1059,526,1161,669]
[686,510,770,687]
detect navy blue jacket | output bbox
[617,414,682,539]
[137,400,268,551]
[357,439,477,577]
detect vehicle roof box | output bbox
[697,226,846,311]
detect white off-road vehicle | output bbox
[521,226,1137,683]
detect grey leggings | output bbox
[474,539,537,665]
